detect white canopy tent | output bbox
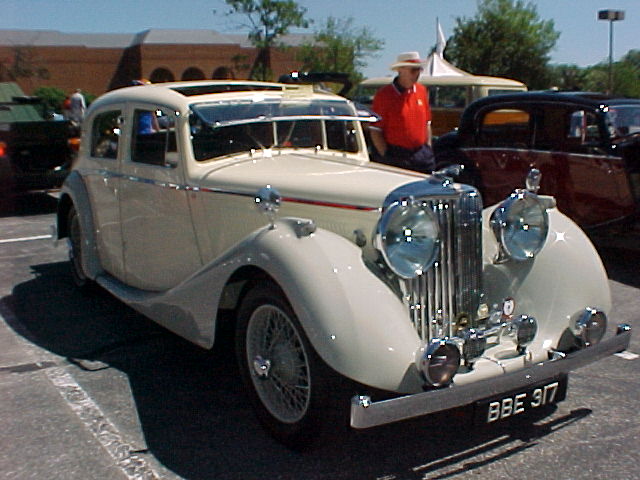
[422,20,470,77]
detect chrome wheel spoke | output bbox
[246,304,311,424]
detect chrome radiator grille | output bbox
[407,189,483,342]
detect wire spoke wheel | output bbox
[245,304,311,424]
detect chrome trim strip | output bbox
[83,169,380,211]
[350,329,631,429]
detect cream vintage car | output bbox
[56,80,631,448]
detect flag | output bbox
[436,19,446,57]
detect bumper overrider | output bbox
[350,325,631,429]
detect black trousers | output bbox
[383,144,435,174]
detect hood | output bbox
[196,151,428,209]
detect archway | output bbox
[149,67,175,83]
[212,66,236,80]
[182,67,205,81]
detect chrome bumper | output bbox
[350,326,631,429]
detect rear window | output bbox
[478,109,531,148]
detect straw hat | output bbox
[391,52,425,70]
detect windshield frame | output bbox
[188,97,373,161]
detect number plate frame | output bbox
[474,374,568,424]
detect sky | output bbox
[2,0,639,78]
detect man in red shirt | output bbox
[370,52,435,173]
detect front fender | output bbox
[482,199,611,360]
[245,219,423,392]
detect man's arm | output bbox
[369,127,387,157]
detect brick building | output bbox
[0,29,308,96]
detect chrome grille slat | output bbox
[409,191,483,342]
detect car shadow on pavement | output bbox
[596,245,640,289]
[0,192,58,218]
[2,260,592,480]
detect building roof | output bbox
[0,29,310,49]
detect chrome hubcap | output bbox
[246,304,311,424]
[252,356,271,378]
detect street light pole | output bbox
[598,9,625,95]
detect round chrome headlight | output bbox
[572,308,607,347]
[376,199,439,279]
[490,191,548,262]
[418,339,461,387]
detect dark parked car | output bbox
[0,82,76,195]
[434,91,640,238]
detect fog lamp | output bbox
[509,315,538,352]
[572,308,607,347]
[419,339,461,387]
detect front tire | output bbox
[235,282,342,448]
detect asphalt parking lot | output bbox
[1,192,639,480]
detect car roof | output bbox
[87,80,345,114]
[456,90,640,132]
[467,90,640,110]
[359,74,526,88]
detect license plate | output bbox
[475,375,568,424]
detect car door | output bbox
[118,104,202,291]
[554,108,635,227]
[461,106,536,206]
[83,107,125,281]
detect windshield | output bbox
[189,98,369,160]
[606,105,640,137]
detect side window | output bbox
[478,108,531,148]
[567,110,600,151]
[131,108,177,167]
[91,110,121,159]
[428,86,468,108]
[326,120,359,152]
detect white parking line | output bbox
[46,367,160,480]
[0,234,53,244]
[615,351,639,360]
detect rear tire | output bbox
[67,206,94,292]
[235,282,345,449]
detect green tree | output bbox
[297,17,384,92]
[32,86,66,113]
[447,0,559,89]
[547,64,588,91]
[583,61,640,98]
[622,49,640,71]
[223,0,310,80]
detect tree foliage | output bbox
[583,62,640,98]
[0,46,49,82]
[297,17,384,91]
[547,64,588,91]
[32,86,67,113]
[446,0,559,89]
[223,0,310,80]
